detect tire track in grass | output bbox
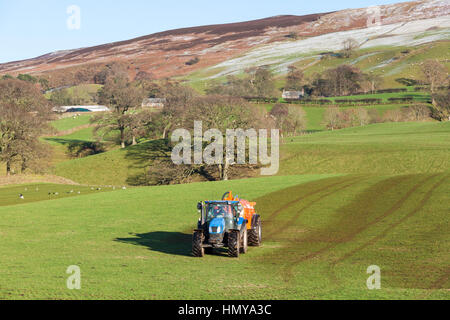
[260,175,362,239]
[279,174,437,282]
[429,269,450,290]
[264,176,364,241]
[417,268,450,299]
[262,176,359,222]
[328,174,448,286]
[334,174,447,264]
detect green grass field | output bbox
[45,127,96,146]
[279,122,450,175]
[327,91,430,103]
[51,115,92,132]
[0,173,448,299]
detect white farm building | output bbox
[52,105,110,113]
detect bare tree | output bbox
[406,104,431,121]
[247,67,277,98]
[382,109,404,123]
[270,104,306,137]
[0,79,51,175]
[285,65,304,91]
[362,73,383,94]
[126,110,154,145]
[342,38,359,58]
[354,107,370,126]
[421,60,448,94]
[269,104,289,139]
[323,106,341,130]
[94,76,145,148]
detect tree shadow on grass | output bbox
[125,139,171,170]
[124,139,173,186]
[44,137,90,145]
[115,232,193,257]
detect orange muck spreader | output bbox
[192,191,262,258]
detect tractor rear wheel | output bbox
[240,228,248,254]
[248,215,262,246]
[228,231,240,258]
[192,231,205,257]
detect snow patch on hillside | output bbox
[207,16,450,78]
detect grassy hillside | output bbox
[184,41,450,91]
[51,115,92,132]
[280,122,450,175]
[51,121,450,186]
[0,173,447,299]
[52,143,142,186]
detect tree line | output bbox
[0,57,448,179]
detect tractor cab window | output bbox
[206,203,234,221]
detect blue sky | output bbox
[0,0,411,63]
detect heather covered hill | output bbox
[0,0,448,87]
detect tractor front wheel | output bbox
[228,231,240,258]
[192,231,205,257]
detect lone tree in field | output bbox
[421,60,449,121]
[94,76,145,148]
[247,67,277,98]
[421,60,448,94]
[0,78,51,175]
[270,104,306,138]
[362,73,383,94]
[125,109,154,145]
[323,106,341,130]
[342,38,359,58]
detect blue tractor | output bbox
[192,192,262,258]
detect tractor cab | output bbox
[203,201,241,225]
